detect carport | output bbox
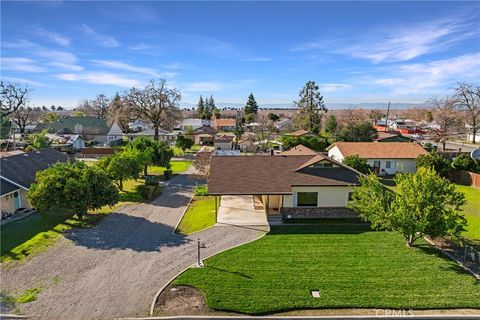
[216,195,269,226]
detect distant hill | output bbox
[180,102,426,110]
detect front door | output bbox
[13,191,21,210]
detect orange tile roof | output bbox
[330,142,427,159]
[214,118,236,127]
[279,144,319,156]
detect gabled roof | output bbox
[328,142,427,159]
[38,116,109,134]
[279,144,319,156]
[375,131,414,142]
[1,178,21,196]
[108,122,123,135]
[287,129,312,137]
[213,118,236,127]
[208,154,360,195]
[0,149,69,190]
[214,135,234,143]
[193,126,216,135]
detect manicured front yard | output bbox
[148,160,192,176]
[455,185,480,241]
[175,196,219,234]
[173,225,480,314]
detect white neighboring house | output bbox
[182,118,209,130]
[46,134,85,151]
[327,142,428,175]
[107,122,124,144]
[214,135,234,150]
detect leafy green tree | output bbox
[267,112,279,122]
[451,154,480,173]
[27,129,50,150]
[43,112,59,123]
[343,155,371,174]
[125,136,173,175]
[293,81,327,134]
[203,95,216,119]
[335,121,377,142]
[416,151,452,178]
[29,162,119,217]
[244,93,259,115]
[280,135,329,151]
[183,125,195,136]
[97,152,141,190]
[73,111,86,117]
[233,115,244,149]
[324,114,338,133]
[176,135,194,153]
[245,113,254,124]
[197,95,206,119]
[348,168,467,247]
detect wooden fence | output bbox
[453,170,480,189]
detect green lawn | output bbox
[173,225,480,314]
[175,196,219,234]
[455,185,480,241]
[148,160,191,176]
[173,145,202,156]
[1,177,161,264]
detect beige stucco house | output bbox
[327,142,428,175]
[208,145,362,222]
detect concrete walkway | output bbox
[217,195,268,226]
[1,168,266,320]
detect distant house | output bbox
[327,142,428,175]
[212,118,236,132]
[279,144,319,156]
[275,118,293,132]
[46,134,85,152]
[36,116,109,144]
[107,122,124,145]
[374,131,414,143]
[238,137,254,152]
[0,149,69,214]
[107,121,176,144]
[181,118,209,130]
[125,128,176,143]
[214,135,234,150]
[192,126,216,145]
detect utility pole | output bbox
[384,102,391,132]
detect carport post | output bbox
[214,196,218,222]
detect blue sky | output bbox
[1,1,479,108]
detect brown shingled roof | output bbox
[329,142,427,159]
[287,129,311,137]
[279,144,319,156]
[208,155,360,195]
[214,118,236,127]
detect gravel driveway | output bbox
[1,169,266,320]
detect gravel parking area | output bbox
[1,168,266,319]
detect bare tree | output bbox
[368,109,384,125]
[454,82,480,143]
[109,93,135,132]
[193,149,212,179]
[126,79,181,140]
[247,116,277,153]
[11,106,38,134]
[78,94,111,118]
[1,81,30,117]
[428,96,461,150]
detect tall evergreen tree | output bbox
[197,95,206,119]
[294,81,327,134]
[244,93,259,115]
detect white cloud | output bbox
[182,82,222,92]
[1,76,47,87]
[35,49,77,64]
[292,13,478,63]
[56,72,139,87]
[374,53,480,94]
[49,62,84,71]
[80,24,119,48]
[240,57,271,62]
[1,57,46,72]
[1,39,35,48]
[319,83,352,92]
[130,43,153,51]
[35,27,70,47]
[91,60,158,76]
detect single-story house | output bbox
[192,126,216,145]
[180,118,209,131]
[214,135,234,151]
[46,134,85,152]
[327,142,428,175]
[237,137,255,152]
[208,151,362,222]
[286,129,316,138]
[36,116,109,144]
[1,149,69,214]
[275,118,293,132]
[107,121,124,145]
[212,118,236,132]
[374,131,414,143]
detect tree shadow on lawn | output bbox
[64,212,190,252]
[206,266,253,279]
[415,244,479,280]
[268,224,371,235]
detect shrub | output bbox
[137,185,156,200]
[163,169,173,180]
[195,184,208,196]
[416,151,452,178]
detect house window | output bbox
[373,160,381,168]
[296,192,318,207]
[386,161,391,169]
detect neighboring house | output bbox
[208,151,362,221]
[327,142,428,175]
[237,137,255,152]
[37,116,109,144]
[275,118,293,132]
[214,135,234,150]
[286,129,316,138]
[181,118,209,130]
[125,129,176,143]
[107,122,124,145]
[374,131,414,143]
[192,126,216,145]
[47,134,86,152]
[212,118,236,132]
[213,149,240,156]
[0,149,69,214]
[279,144,319,156]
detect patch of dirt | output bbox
[155,285,214,316]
